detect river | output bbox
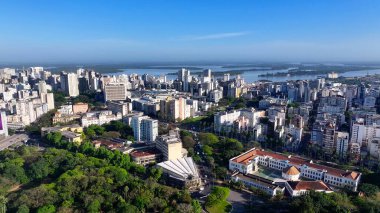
[110,66,380,83]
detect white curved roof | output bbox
[157,157,199,181]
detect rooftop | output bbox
[130,148,161,158]
[283,166,301,175]
[233,173,281,190]
[157,157,200,181]
[231,148,360,180]
[287,180,332,191]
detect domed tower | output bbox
[282,166,301,181]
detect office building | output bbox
[104,83,127,101]
[156,130,184,161]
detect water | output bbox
[110,66,380,83]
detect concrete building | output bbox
[72,102,88,114]
[107,101,132,116]
[104,83,127,102]
[322,123,336,154]
[285,181,333,197]
[231,172,284,196]
[41,124,83,144]
[157,157,201,189]
[131,115,158,142]
[229,148,361,191]
[81,111,122,127]
[336,132,349,158]
[40,92,55,110]
[0,111,9,138]
[156,130,184,161]
[351,121,380,147]
[61,73,79,97]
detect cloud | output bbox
[180,32,249,41]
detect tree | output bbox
[16,205,29,213]
[86,200,101,213]
[182,136,196,149]
[148,167,162,181]
[0,195,7,213]
[202,145,213,156]
[102,131,121,138]
[359,183,379,197]
[28,159,50,181]
[37,205,56,213]
[2,162,29,184]
[191,200,202,213]
[199,133,219,145]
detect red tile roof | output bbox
[232,149,360,180]
[130,148,161,158]
[288,181,332,191]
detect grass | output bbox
[181,116,206,124]
[206,200,232,213]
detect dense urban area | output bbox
[1,65,380,213]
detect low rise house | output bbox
[41,124,83,143]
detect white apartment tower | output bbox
[131,115,158,142]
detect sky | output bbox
[0,0,380,64]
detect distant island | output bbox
[258,65,380,77]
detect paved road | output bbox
[0,134,29,150]
[227,189,251,213]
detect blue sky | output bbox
[0,0,380,63]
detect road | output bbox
[227,189,251,213]
[0,134,29,150]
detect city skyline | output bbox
[1,0,380,63]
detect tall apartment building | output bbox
[322,123,336,154]
[156,130,183,161]
[38,80,48,94]
[336,132,349,158]
[351,121,380,147]
[131,115,158,142]
[61,72,79,97]
[159,97,198,122]
[214,108,265,133]
[40,92,55,110]
[0,111,9,138]
[104,83,127,102]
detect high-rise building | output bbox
[177,68,191,91]
[322,122,336,154]
[350,120,380,147]
[104,83,127,102]
[336,132,349,158]
[0,111,9,138]
[40,93,55,110]
[223,73,230,81]
[38,80,47,95]
[67,73,79,97]
[131,115,158,142]
[156,130,183,161]
[61,72,79,97]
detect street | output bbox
[0,134,29,151]
[227,189,251,213]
